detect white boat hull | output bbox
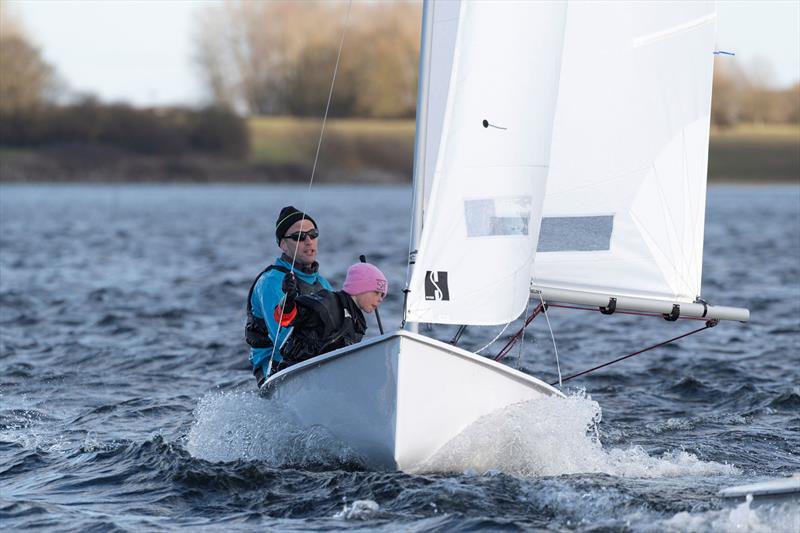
[261,330,563,471]
[719,474,800,507]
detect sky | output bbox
[7,0,800,108]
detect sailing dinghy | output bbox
[261,0,749,472]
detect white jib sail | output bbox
[533,1,717,305]
[413,0,461,223]
[406,1,568,326]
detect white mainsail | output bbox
[405,1,568,326]
[534,2,721,309]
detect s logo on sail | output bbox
[425,271,450,301]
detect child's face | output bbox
[354,290,385,314]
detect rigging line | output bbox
[267,0,353,377]
[474,321,513,355]
[551,320,717,386]
[494,303,543,361]
[517,298,531,369]
[537,290,562,387]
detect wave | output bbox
[654,498,800,533]
[185,389,364,468]
[415,392,739,478]
[185,390,741,479]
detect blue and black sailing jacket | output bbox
[246,255,331,372]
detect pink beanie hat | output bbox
[343,263,388,296]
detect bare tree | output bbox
[712,59,747,126]
[0,0,57,111]
[191,0,421,118]
[192,1,342,114]
[712,55,800,127]
[193,6,235,109]
[346,2,421,118]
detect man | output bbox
[274,262,387,368]
[245,205,331,387]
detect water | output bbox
[1,184,798,531]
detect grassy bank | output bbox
[249,117,415,182]
[708,124,799,182]
[249,117,799,183]
[1,119,797,183]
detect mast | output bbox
[404,0,434,333]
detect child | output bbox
[273,262,388,370]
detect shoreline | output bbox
[2,119,797,184]
[0,151,409,184]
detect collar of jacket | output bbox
[340,291,367,332]
[279,253,320,275]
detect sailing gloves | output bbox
[273,272,299,327]
[282,272,298,310]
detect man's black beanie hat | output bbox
[275,206,317,243]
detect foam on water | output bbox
[654,498,800,533]
[332,499,381,520]
[0,401,70,454]
[184,389,363,467]
[417,392,739,478]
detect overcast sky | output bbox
[8,0,800,108]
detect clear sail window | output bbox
[537,215,614,252]
[464,197,531,237]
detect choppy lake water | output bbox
[1,184,798,531]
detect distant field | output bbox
[249,118,799,183]
[1,120,796,183]
[708,124,799,182]
[248,116,415,182]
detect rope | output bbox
[494,303,542,361]
[550,320,718,386]
[267,1,353,377]
[537,291,562,387]
[516,299,531,369]
[474,321,513,355]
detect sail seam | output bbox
[452,164,550,170]
[629,167,693,301]
[545,164,651,199]
[653,159,697,297]
[632,13,716,48]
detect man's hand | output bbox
[282,272,298,308]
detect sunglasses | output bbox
[283,229,319,242]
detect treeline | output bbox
[0,1,249,158]
[193,1,421,118]
[0,101,249,158]
[0,1,56,112]
[2,0,798,161]
[712,62,800,127]
[193,1,799,126]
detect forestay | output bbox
[534,1,717,306]
[405,1,568,326]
